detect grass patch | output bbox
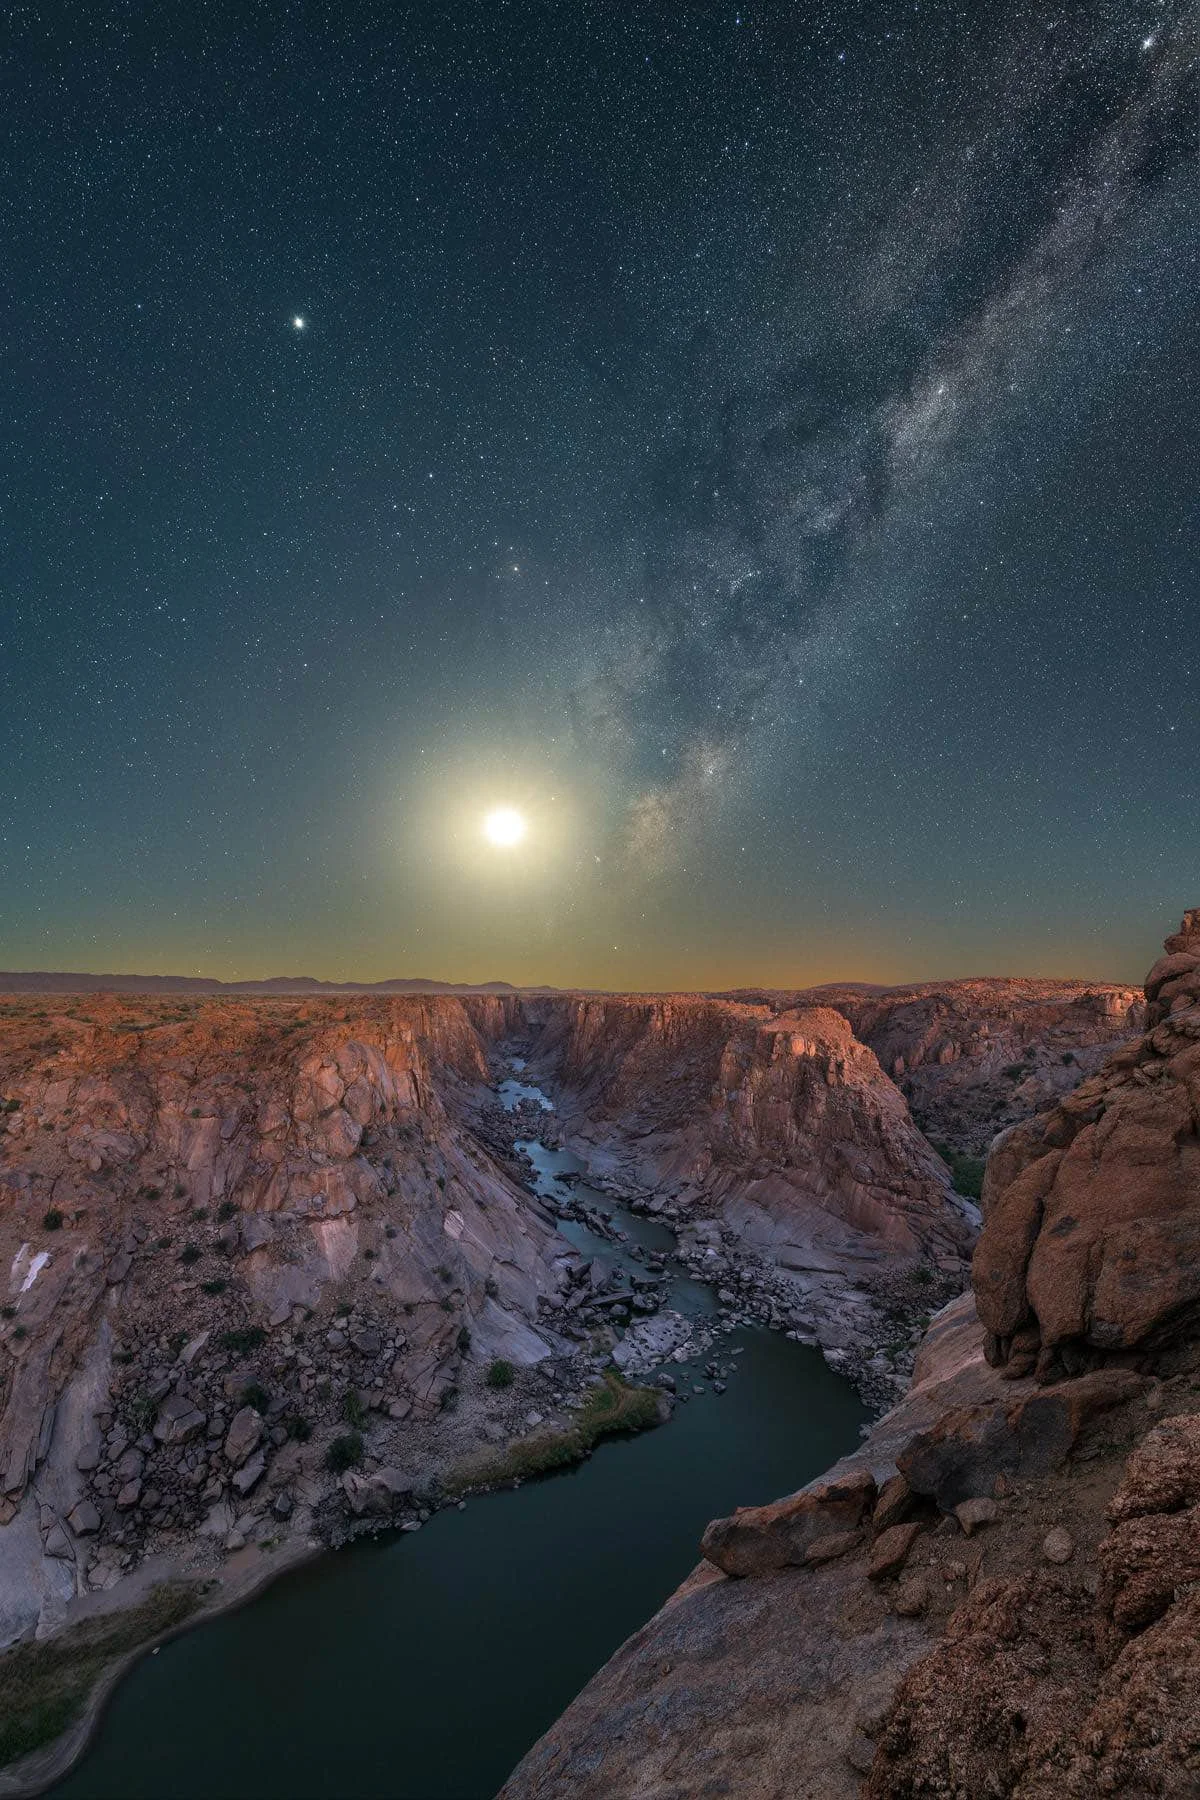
[0,1583,201,1770]
[485,1358,515,1389]
[449,1372,662,1493]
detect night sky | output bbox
[4,2,1199,989]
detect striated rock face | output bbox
[0,991,565,1643]
[528,995,975,1272]
[723,978,1144,1156]
[974,910,1200,1378]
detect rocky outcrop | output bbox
[724,977,1144,1155]
[974,910,1200,1378]
[0,991,567,1645]
[501,910,1200,1800]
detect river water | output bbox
[52,1092,867,1800]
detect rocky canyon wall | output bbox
[502,911,1200,1800]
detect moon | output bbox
[483,806,527,848]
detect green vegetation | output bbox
[200,1278,227,1296]
[178,1243,201,1266]
[284,1412,312,1442]
[215,1200,238,1222]
[42,1209,63,1232]
[325,1431,364,1473]
[485,1358,515,1389]
[216,1325,266,1354]
[0,1584,201,1770]
[240,1383,271,1414]
[450,1372,662,1492]
[931,1141,986,1201]
[1002,1062,1033,1081]
[127,1394,156,1432]
[341,1390,367,1430]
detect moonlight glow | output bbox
[483,806,527,849]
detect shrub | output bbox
[486,1358,515,1389]
[216,1201,238,1222]
[456,1325,471,1353]
[42,1209,63,1232]
[240,1383,270,1414]
[439,1297,454,1313]
[440,1385,460,1413]
[325,1432,364,1473]
[12,1325,27,1342]
[341,1390,367,1430]
[156,1236,173,1250]
[201,1278,227,1296]
[178,1244,201,1266]
[435,1265,451,1282]
[174,1183,187,1198]
[216,1326,266,1354]
[0,1304,14,1320]
[190,1208,208,1222]
[284,1412,312,1443]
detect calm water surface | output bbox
[53,1122,867,1800]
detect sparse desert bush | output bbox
[216,1325,266,1354]
[486,1358,515,1389]
[325,1431,364,1473]
[42,1209,63,1232]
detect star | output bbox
[292,316,306,330]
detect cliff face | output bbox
[527,995,973,1265]
[975,911,1200,1379]
[724,978,1144,1155]
[0,992,565,1645]
[502,913,1200,1800]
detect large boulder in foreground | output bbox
[974,909,1200,1376]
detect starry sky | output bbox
[3,1,1199,990]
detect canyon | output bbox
[503,914,1200,1800]
[0,966,1146,1793]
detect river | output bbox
[51,1087,867,1800]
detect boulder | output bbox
[868,1521,923,1579]
[223,1407,264,1468]
[701,1470,876,1577]
[954,1496,998,1536]
[154,1392,206,1446]
[67,1499,101,1536]
[231,1450,266,1497]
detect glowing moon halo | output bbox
[483,806,527,849]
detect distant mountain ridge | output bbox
[0,971,539,995]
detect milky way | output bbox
[572,1,1200,866]
[4,1,1199,985]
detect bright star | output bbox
[293,316,306,330]
[483,807,527,848]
